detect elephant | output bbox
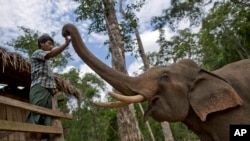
[62,23,250,141]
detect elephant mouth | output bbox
[144,95,166,122]
[144,93,176,122]
[144,96,158,121]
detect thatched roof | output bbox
[0,46,81,101]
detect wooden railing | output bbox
[0,95,72,141]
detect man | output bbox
[26,34,71,140]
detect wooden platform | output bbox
[0,95,72,141]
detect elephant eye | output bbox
[160,73,169,81]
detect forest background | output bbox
[1,0,250,140]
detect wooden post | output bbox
[51,96,64,141]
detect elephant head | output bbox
[62,23,243,122]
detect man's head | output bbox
[38,34,54,49]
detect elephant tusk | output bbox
[93,92,145,108]
[94,101,130,108]
[108,91,145,103]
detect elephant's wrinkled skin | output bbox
[62,23,250,141]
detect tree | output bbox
[151,0,210,31]
[199,2,250,70]
[119,1,174,140]
[75,0,144,140]
[150,0,249,31]
[60,68,118,141]
[151,0,250,70]
[148,28,201,67]
[104,0,143,140]
[231,0,250,7]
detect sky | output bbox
[0,0,172,100]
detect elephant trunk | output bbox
[62,23,139,96]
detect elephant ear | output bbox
[189,69,243,122]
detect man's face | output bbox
[41,40,54,51]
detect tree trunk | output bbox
[161,122,174,141]
[132,7,175,141]
[103,0,142,140]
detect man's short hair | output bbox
[37,34,54,49]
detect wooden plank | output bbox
[0,131,14,139]
[21,107,27,122]
[16,108,25,141]
[20,109,27,141]
[6,106,13,141]
[12,107,19,140]
[0,131,9,141]
[0,120,63,134]
[51,97,64,141]
[0,95,72,120]
[1,135,8,141]
[0,104,6,120]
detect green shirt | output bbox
[30,49,56,88]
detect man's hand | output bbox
[45,36,72,59]
[65,36,71,46]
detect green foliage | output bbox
[105,110,119,141]
[60,68,121,141]
[170,122,199,141]
[6,26,72,68]
[63,105,117,141]
[134,102,164,141]
[199,2,250,70]
[75,0,146,57]
[75,0,106,33]
[152,1,250,71]
[7,26,39,56]
[61,68,106,101]
[148,28,201,67]
[151,0,210,30]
